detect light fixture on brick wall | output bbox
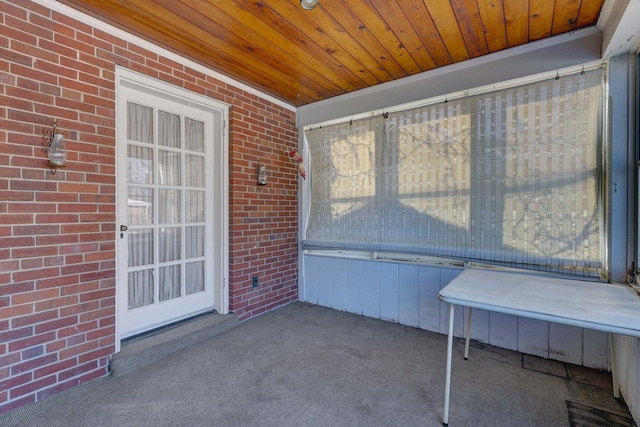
[43,119,66,174]
[257,163,267,185]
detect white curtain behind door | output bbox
[127,102,155,309]
[184,118,205,295]
[127,103,208,309]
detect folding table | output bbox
[438,269,640,426]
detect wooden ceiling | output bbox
[57,0,605,107]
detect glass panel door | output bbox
[117,76,223,339]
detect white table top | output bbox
[438,269,640,338]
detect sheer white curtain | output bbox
[127,102,155,309]
[304,69,604,277]
[158,111,182,302]
[126,102,210,310]
[185,118,205,295]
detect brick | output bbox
[84,250,114,262]
[8,330,55,354]
[45,339,66,353]
[98,336,114,348]
[12,355,59,378]
[35,316,78,334]
[0,327,33,344]
[58,182,99,194]
[11,310,57,329]
[12,246,58,259]
[76,365,107,384]
[58,359,96,381]
[11,288,59,305]
[79,269,114,282]
[66,334,85,347]
[0,350,21,370]
[99,315,115,327]
[78,345,114,364]
[34,295,78,312]
[0,236,34,249]
[36,234,79,246]
[8,202,55,213]
[59,244,99,255]
[35,214,78,224]
[0,372,31,391]
[0,46,33,66]
[36,275,78,290]
[19,258,43,270]
[10,374,56,399]
[59,341,98,360]
[60,282,99,297]
[13,224,60,236]
[79,289,112,303]
[0,304,33,322]
[43,256,65,267]
[57,320,97,338]
[79,306,113,322]
[60,262,99,276]
[0,281,34,296]
[0,394,35,416]
[34,358,76,379]
[12,267,60,282]
[86,325,114,341]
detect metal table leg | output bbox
[464,307,472,360]
[443,304,455,427]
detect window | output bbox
[304,69,604,278]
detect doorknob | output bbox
[120,224,128,239]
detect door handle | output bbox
[120,224,128,239]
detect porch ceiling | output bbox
[55,0,606,107]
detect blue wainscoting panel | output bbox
[465,307,490,344]
[398,264,419,327]
[345,261,363,315]
[362,261,380,319]
[317,256,332,307]
[518,317,549,359]
[330,258,347,311]
[379,263,399,323]
[304,255,318,304]
[488,311,518,351]
[418,266,441,332]
[582,329,608,370]
[301,254,609,369]
[549,322,582,365]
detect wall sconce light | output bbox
[257,164,267,185]
[300,0,318,10]
[43,119,66,174]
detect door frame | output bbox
[114,67,229,352]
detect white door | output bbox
[116,70,228,340]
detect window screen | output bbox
[304,69,604,278]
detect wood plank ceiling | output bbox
[57,0,605,107]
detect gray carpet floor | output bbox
[0,301,634,427]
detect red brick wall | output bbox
[229,98,299,320]
[0,0,298,414]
